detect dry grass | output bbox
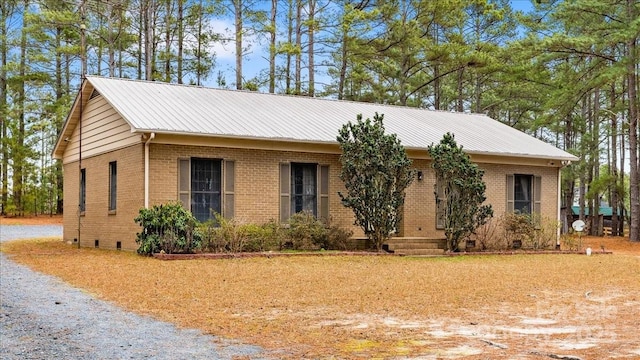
[2,236,639,359]
[1,214,63,225]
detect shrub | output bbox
[244,220,285,252]
[337,113,414,251]
[428,133,493,252]
[285,212,327,250]
[134,202,201,255]
[325,224,354,251]
[474,216,503,250]
[529,217,560,250]
[199,213,251,253]
[503,212,535,249]
[473,214,560,251]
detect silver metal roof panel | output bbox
[85,76,578,161]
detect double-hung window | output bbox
[178,158,235,222]
[280,162,329,224]
[507,174,542,224]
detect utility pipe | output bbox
[144,132,155,208]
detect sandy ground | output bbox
[2,215,639,359]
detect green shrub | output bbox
[134,202,201,255]
[285,212,327,250]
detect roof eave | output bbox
[134,128,579,163]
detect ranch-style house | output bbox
[52,76,578,252]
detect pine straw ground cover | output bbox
[1,236,639,359]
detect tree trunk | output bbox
[627,37,639,241]
[15,0,29,215]
[145,0,154,80]
[592,88,601,236]
[234,0,243,90]
[0,1,11,215]
[107,1,115,77]
[138,1,143,79]
[269,0,276,93]
[294,0,301,94]
[195,2,203,85]
[610,83,619,236]
[177,0,183,84]
[165,0,172,82]
[284,0,295,93]
[307,0,315,97]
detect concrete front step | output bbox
[394,248,446,256]
[383,237,447,256]
[386,242,443,250]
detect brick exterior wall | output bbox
[149,144,357,233]
[63,141,560,251]
[403,161,558,239]
[63,144,144,250]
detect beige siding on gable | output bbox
[62,95,140,164]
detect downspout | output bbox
[557,160,572,248]
[144,132,155,209]
[557,165,562,248]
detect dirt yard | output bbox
[1,225,639,359]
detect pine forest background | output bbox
[1,0,639,241]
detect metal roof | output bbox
[66,76,578,161]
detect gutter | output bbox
[144,132,155,208]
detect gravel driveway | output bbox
[1,225,269,359]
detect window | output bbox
[191,158,221,222]
[291,163,317,216]
[514,174,532,214]
[80,168,86,212]
[507,174,542,222]
[109,161,117,211]
[280,163,329,223]
[178,158,234,222]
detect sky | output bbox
[210,0,537,90]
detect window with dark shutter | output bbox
[177,158,226,222]
[507,174,542,224]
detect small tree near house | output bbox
[428,133,493,252]
[337,113,415,251]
